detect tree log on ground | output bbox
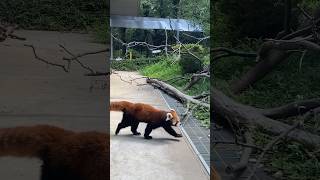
[146,78,209,108]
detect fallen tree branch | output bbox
[184,72,210,91]
[24,44,69,72]
[192,92,210,100]
[265,39,320,52]
[260,98,320,119]
[211,47,257,60]
[281,18,320,40]
[84,72,110,76]
[147,78,210,108]
[212,88,320,147]
[63,48,109,61]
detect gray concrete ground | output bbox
[110,71,209,180]
[0,30,108,179]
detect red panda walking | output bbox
[0,125,109,180]
[110,101,182,139]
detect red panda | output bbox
[110,101,182,139]
[0,125,109,180]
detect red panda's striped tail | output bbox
[110,101,133,112]
[0,125,72,158]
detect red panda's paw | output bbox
[144,135,153,140]
[133,132,141,136]
[176,133,183,138]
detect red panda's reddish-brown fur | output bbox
[110,101,180,124]
[110,101,182,139]
[0,125,109,180]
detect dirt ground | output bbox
[0,30,108,179]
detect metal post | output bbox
[176,30,180,43]
[165,28,168,57]
[110,29,113,60]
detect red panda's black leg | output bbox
[116,112,132,135]
[162,121,183,138]
[131,121,141,135]
[144,123,153,139]
[115,122,129,135]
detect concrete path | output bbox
[0,30,108,179]
[110,71,209,180]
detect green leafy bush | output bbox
[179,54,203,74]
[0,0,108,31]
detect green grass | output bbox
[111,57,162,71]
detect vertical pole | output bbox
[165,28,168,57]
[110,29,113,60]
[176,30,180,43]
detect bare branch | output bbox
[298,5,313,20]
[63,48,109,61]
[212,47,257,62]
[246,120,302,180]
[24,44,69,72]
[59,44,95,73]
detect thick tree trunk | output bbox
[231,48,288,94]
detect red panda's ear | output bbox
[170,109,175,112]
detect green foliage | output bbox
[90,18,109,44]
[216,0,284,39]
[179,54,203,74]
[300,0,320,10]
[268,142,320,180]
[111,57,162,71]
[252,129,320,180]
[0,0,108,31]
[194,106,210,127]
[140,0,210,35]
[140,57,182,79]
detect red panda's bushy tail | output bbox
[0,125,73,158]
[110,101,133,112]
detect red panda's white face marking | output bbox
[166,109,181,126]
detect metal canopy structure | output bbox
[109,0,203,60]
[110,15,203,32]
